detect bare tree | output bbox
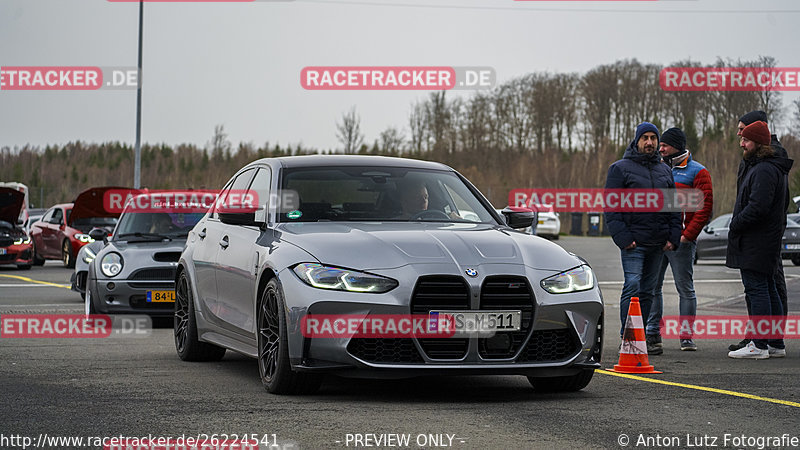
[379,126,405,154]
[336,106,364,154]
[208,124,231,163]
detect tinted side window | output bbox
[52,208,63,225]
[213,168,256,220]
[250,167,271,223]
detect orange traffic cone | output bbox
[609,297,661,374]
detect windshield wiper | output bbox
[117,232,172,241]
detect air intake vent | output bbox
[411,276,470,359]
[347,338,424,364]
[153,252,181,262]
[479,276,534,358]
[130,268,176,281]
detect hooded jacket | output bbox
[726,145,794,273]
[604,141,682,249]
[664,151,713,241]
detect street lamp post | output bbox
[133,0,143,189]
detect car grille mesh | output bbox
[478,276,534,359]
[347,338,424,364]
[411,276,470,360]
[516,329,581,362]
[130,268,176,281]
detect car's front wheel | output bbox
[528,369,594,392]
[257,278,321,395]
[62,240,75,268]
[174,271,226,361]
[32,241,45,266]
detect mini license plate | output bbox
[429,310,521,335]
[146,290,175,303]
[785,244,800,250]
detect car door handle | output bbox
[198,228,206,239]
[219,236,229,249]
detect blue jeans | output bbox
[647,240,697,338]
[740,269,785,350]
[619,245,663,337]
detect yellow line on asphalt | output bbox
[597,369,800,408]
[0,274,70,289]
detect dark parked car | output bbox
[83,192,205,316]
[30,187,121,267]
[0,188,34,269]
[174,155,603,395]
[695,213,800,265]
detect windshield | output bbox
[279,166,498,223]
[72,217,118,233]
[113,212,204,241]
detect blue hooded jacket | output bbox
[604,129,682,249]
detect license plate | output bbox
[146,290,175,303]
[0,248,6,255]
[537,220,544,225]
[429,310,521,336]
[785,244,800,250]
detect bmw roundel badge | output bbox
[465,268,478,277]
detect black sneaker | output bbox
[728,338,750,352]
[680,339,697,351]
[646,334,662,349]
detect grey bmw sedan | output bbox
[174,155,603,394]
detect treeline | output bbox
[3,57,800,218]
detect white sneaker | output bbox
[728,341,769,359]
[768,345,786,358]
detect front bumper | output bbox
[89,272,175,317]
[279,264,603,378]
[0,244,33,267]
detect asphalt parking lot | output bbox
[1,237,799,450]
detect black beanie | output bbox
[739,110,768,125]
[660,127,686,152]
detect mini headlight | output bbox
[292,263,398,293]
[83,247,97,264]
[541,265,594,294]
[14,236,32,245]
[100,252,123,277]
[75,233,94,243]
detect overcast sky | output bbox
[1,0,799,152]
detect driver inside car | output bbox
[397,181,460,220]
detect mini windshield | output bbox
[114,212,204,241]
[278,166,498,223]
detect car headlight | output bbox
[292,263,398,293]
[100,252,123,277]
[13,236,31,245]
[83,247,97,264]
[541,265,594,294]
[75,233,94,243]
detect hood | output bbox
[277,222,582,271]
[69,186,130,226]
[767,153,794,175]
[0,188,25,225]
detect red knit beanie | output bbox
[741,121,771,145]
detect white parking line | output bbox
[0,284,69,288]
[598,279,743,286]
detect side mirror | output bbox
[89,227,108,243]
[501,207,536,229]
[219,211,260,226]
[703,226,713,234]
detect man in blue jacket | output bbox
[605,122,682,354]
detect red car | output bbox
[0,187,34,269]
[30,187,122,268]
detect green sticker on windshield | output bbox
[287,210,303,220]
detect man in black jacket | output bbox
[726,121,790,359]
[605,122,682,354]
[728,110,791,352]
